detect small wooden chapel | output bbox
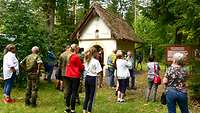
[71,2,143,65]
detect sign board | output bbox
[166,45,190,64]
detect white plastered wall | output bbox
[80,16,111,39]
[79,40,117,66]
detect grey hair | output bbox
[32,46,39,53]
[173,52,184,65]
[70,44,78,52]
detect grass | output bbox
[0,70,199,113]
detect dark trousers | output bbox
[25,76,39,105]
[63,76,70,98]
[83,76,97,112]
[47,64,53,83]
[118,79,128,94]
[65,77,80,110]
[127,69,135,88]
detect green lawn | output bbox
[0,71,199,113]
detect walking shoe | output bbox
[71,110,75,113]
[25,100,31,106]
[120,99,125,102]
[64,108,71,113]
[31,104,37,107]
[3,97,15,104]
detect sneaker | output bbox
[3,98,9,104]
[64,108,71,113]
[120,99,125,102]
[31,104,37,107]
[3,97,15,104]
[25,100,31,106]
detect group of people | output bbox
[2,43,190,113]
[57,44,102,113]
[106,48,190,113]
[106,49,136,103]
[146,53,190,113]
[3,44,44,107]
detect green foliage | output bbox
[0,73,199,112]
[188,59,200,99]
[140,0,200,100]
[0,0,49,86]
[133,16,175,61]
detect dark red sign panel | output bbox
[166,45,190,64]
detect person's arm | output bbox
[107,56,113,66]
[36,55,43,75]
[96,60,102,75]
[37,63,41,74]
[76,55,84,72]
[10,67,16,72]
[8,54,17,72]
[157,63,161,71]
[163,68,169,84]
[126,60,132,69]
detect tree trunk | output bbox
[72,0,77,24]
[42,0,56,46]
[175,27,183,44]
[47,0,56,33]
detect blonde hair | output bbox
[4,44,16,54]
[84,47,97,63]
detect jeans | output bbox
[107,67,115,87]
[47,64,53,83]
[166,87,189,113]
[83,76,97,112]
[65,77,80,111]
[3,72,16,97]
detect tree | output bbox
[0,0,49,87]
[141,0,200,102]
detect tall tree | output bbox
[42,0,56,47]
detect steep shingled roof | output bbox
[70,3,143,43]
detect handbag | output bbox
[160,91,167,105]
[153,63,161,85]
[153,75,161,85]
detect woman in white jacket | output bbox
[116,50,131,102]
[3,44,19,103]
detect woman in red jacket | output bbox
[65,44,84,113]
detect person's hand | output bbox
[10,67,16,72]
[36,70,40,75]
[162,77,168,84]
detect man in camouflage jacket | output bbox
[20,46,43,107]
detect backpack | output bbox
[21,54,38,72]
